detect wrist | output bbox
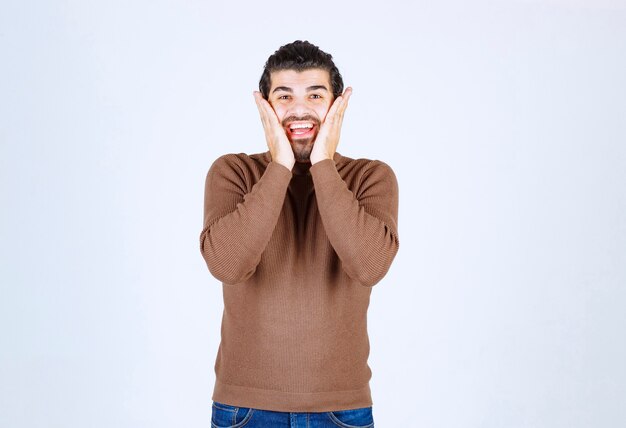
[310,154,332,165]
[277,158,295,170]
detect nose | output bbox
[287,97,311,117]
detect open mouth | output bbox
[286,121,316,139]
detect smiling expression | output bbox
[267,68,334,163]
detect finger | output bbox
[331,87,353,119]
[253,91,265,108]
[253,92,272,114]
[255,93,282,127]
[253,92,267,119]
[337,87,352,118]
[324,95,343,125]
[254,92,280,131]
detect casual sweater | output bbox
[199,149,400,412]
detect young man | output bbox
[199,40,400,427]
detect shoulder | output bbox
[207,151,270,176]
[337,153,398,182]
[209,151,264,167]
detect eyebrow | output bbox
[272,85,329,93]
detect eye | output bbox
[310,94,322,99]
[278,95,291,100]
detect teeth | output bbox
[290,123,313,129]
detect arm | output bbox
[309,159,400,287]
[199,154,292,284]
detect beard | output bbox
[282,113,320,163]
[289,136,316,163]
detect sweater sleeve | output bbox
[309,158,400,287]
[199,154,293,284]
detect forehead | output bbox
[269,68,331,91]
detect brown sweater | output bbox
[199,150,400,412]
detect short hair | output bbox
[259,40,344,100]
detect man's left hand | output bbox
[310,87,353,164]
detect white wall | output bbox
[1,0,625,427]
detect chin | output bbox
[289,139,314,163]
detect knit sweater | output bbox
[199,150,400,412]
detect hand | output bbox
[309,87,352,164]
[253,91,295,171]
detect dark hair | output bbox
[259,40,344,100]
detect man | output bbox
[199,40,399,427]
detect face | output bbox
[267,68,334,163]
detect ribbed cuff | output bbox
[309,158,338,185]
[264,160,293,183]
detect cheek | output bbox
[273,106,287,123]
[318,105,332,121]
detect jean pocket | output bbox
[326,406,374,428]
[211,401,254,428]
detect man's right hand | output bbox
[253,91,295,171]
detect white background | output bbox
[1,0,625,427]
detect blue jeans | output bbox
[211,400,375,428]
